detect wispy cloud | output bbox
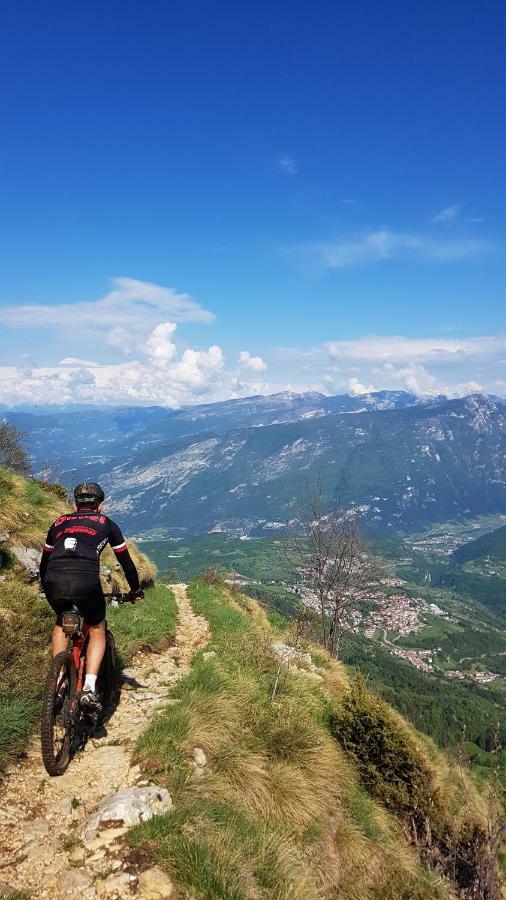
[431,204,484,225]
[431,204,461,224]
[0,277,215,356]
[325,334,506,364]
[294,228,494,271]
[277,155,298,175]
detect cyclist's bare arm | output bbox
[108,522,140,593]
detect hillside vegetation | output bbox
[0,467,158,771]
[454,525,506,565]
[130,577,500,899]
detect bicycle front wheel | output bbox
[41,650,77,776]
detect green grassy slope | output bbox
[0,467,169,773]
[454,524,506,564]
[130,579,498,899]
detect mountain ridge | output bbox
[5,391,506,537]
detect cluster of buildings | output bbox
[389,647,434,672]
[406,532,467,556]
[443,669,500,684]
[365,593,423,637]
[223,563,501,688]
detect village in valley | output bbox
[153,528,505,692]
[225,567,502,685]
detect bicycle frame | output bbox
[72,624,90,695]
[53,622,90,723]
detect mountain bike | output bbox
[40,592,137,776]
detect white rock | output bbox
[98,871,134,896]
[11,544,40,579]
[202,650,216,661]
[46,796,75,819]
[192,747,207,767]
[61,868,94,895]
[24,821,50,843]
[84,827,128,852]
[126,763,142,785]
[138,866,174,898]
[69,845,86,864]
[82,786,172,843]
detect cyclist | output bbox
[40,482,142,714]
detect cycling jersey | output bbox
[39,511,139,591]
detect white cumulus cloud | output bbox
[238,351,267,372]
[146,322,177,367]
[348,376,379,396]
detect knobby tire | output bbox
[41,650,76,776]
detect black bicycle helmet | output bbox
[73,482,105,505]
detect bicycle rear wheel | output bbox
[41,650,77,776]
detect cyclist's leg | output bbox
[42,573,71,656]
[85,620,106,676]
[78,585,107,712]
[78,580,107,677]
[52,620,68,656]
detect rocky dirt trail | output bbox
[0,584,209,899]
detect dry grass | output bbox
[131,579,449,899]
[100,543,157,592]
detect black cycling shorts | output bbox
[43,562,106,626]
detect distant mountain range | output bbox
[5,390,506,537]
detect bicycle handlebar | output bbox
[104,590,143,605]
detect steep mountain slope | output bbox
[454,523,506,564]
[5,389,422,480]
[94,394,505,535]
[5,391,505,537]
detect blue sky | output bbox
[0,0,505,406]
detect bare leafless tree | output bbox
[457,727,506,899]
[0,422,31,475]
[288,476,379,658]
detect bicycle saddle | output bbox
[61,606,82,636]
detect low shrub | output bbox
[330,673,497,895]
[330,673,443,832]
[202,565,225,586]
[32,479,69,501]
